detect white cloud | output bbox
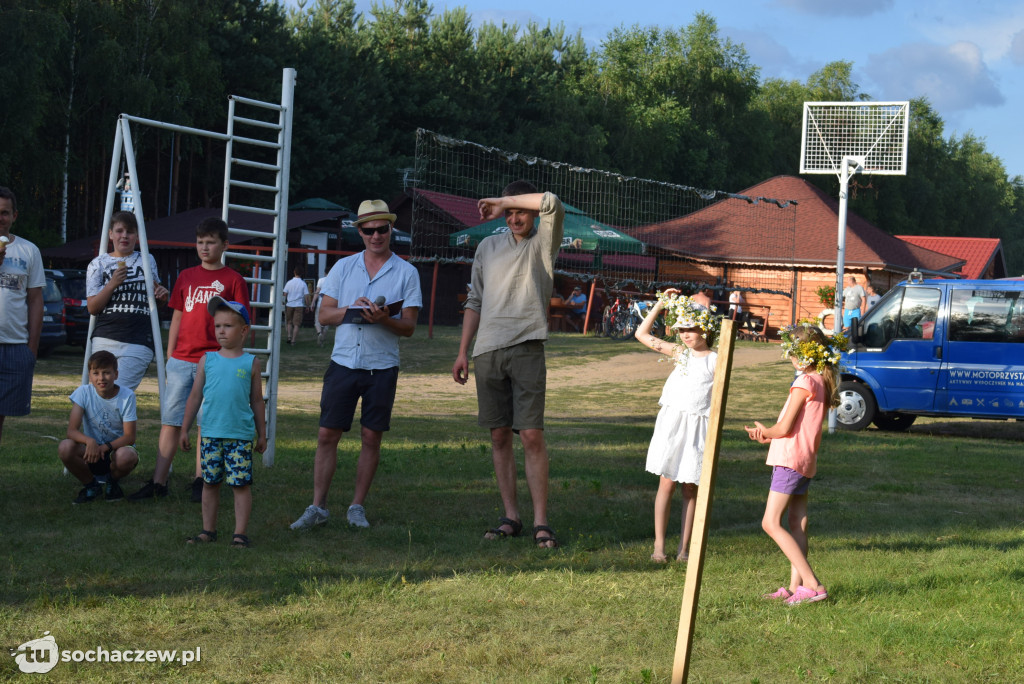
[865,42,1004,111]
[1012,30,1024,65]
[773,0,893,17]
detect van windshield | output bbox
[859,286,940,347]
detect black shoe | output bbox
[105,480,124,502]
[127,480,168,501]
[73,482,102,504]
[190,476,204,503]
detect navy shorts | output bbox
[0,344,35,417]
[319,362,398,433]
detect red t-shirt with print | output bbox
[169,265,251,362]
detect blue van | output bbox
[837,273,1024,430]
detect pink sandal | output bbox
[786,585,828,605]
[762,587,792,600]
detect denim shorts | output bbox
[161,356,199,426]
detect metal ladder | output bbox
[87,68,296,467]
[219,70,296,466]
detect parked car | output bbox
[838,272,1024,430]
[45,268,89,347]
[38,277,67,357]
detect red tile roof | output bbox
[894,235,1005,279]
[633,175,964,274]
[411,188,486,228]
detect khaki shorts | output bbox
[473,340,546,430]
[286,306,304,327]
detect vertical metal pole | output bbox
[828,157,855,433]
[263,67,297,467]
[121,118,167,397]
[82,118,127,386]
[427,260,438,340]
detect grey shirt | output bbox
[465,192,565,357]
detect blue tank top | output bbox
[200,351,255,440]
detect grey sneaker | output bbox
[290,504,329,530]
[347,504,369,528]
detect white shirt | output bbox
[283,276,308,307]
[0,235,45,344]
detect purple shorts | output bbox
[770,466,812,495]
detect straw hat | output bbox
[354,199,396,225]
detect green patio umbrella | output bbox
[448,203,644,255]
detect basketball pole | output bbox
[828,156,861,433]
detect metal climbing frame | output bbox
[85,68,296,466]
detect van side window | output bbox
[859,287,940,346]
[896,287,940,340]
[949,289,1023,343]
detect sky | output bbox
[334,0,1024,180]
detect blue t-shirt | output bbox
[323,252,422,370]
[69,384,137,445]
[199,352,256,441]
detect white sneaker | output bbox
[290,504,329,530]
[347,504,369,528]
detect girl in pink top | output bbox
[745,323,841,605]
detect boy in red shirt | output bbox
[129,218,251,501]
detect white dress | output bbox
[645,351,717,484]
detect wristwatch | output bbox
[105,442,114,454]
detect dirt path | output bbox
[33,343,783,404]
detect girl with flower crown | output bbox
[635,289,720,563]
[744,321,841,605]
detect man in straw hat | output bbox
[291,199,422,530]
[452,180,565,549]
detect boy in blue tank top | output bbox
[180,296,266,547]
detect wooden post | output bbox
[582,280,597,335]
[671,319,737,684]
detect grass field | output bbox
[2,327,1023,682]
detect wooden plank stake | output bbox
[671,319,737,684]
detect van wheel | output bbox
[872,412,917,431]
[836,381,876,430]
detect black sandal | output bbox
[533,525,558,549]
[186,529,217,544]
[231,534,251,548]
[485,517,522,539]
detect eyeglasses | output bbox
[359,225,391,236]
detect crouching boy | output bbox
[58,351,139,503]
[180,297,266,547]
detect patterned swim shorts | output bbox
[200,436,253,487]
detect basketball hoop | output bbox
[800,101,909,431]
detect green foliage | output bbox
[2,3,1022,273]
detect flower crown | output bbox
[778,319,847,373]
[656,292,721,342]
